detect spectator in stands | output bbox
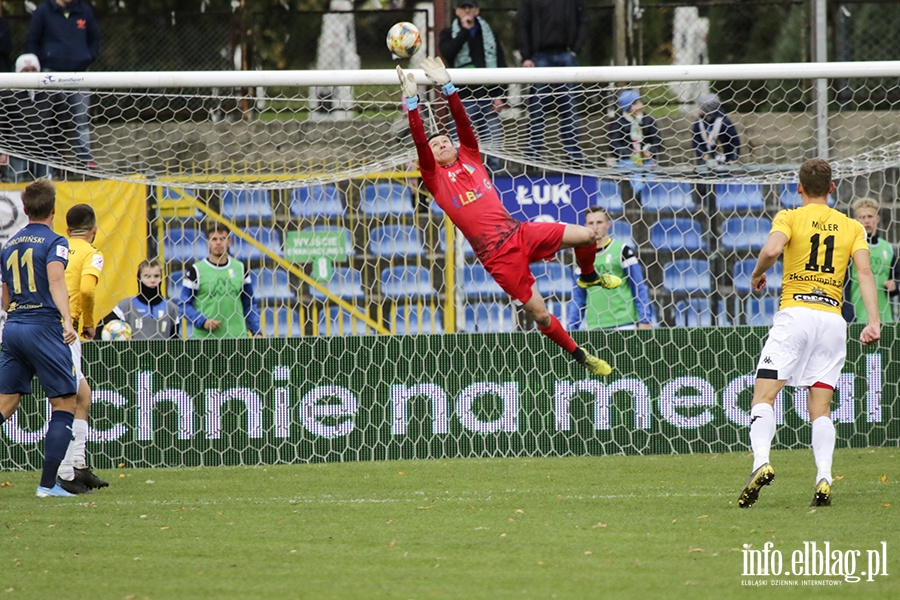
[180,222,262,339]
[608,89,662,168]
[690,93,741,167]
[516,0,587,166]
[843,197,899,323]
[25,0,100,169]
[439,0,506,173]
[567,206,652,330]
[107,259,181,340]
[0,53,57,181]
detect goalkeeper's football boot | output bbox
[74,467,110,489]
[36,483,77,498]
[737,463,775,508]
[810,479,832,507]
[57,476,92,495]
[582,353,612,377]
[577,272,623,290]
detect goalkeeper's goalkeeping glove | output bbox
[396,65,419,110]
[421,57,457,96]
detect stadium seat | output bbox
[640,181,696,211]
[430,199,445,217]
[714,183,765,212]
[595,179,624,213]
[158,186,202,217]
[220,189,274,220]
[609,219,635,248]
[380,266,435,299]
[301,225,356,256]
[742,295,780,327]
[317,306,374,336]
[662,259,711,293]
[262,306,302,337]
[250,268,294,303]
[369,224,425,258]
[163,226,206,263]
[393,305,444,334]
[721,216,773,251]
[533,261,572,299]
[360,182,416,217]
[310,267,365,301]
[732,259,783,293]
[462,263,505,300]
[289,184,345,219]
[230,226,283,261]
[461,302,517,333]
[650,218,706,252]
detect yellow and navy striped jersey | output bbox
[772,203,868,315]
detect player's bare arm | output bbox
[751,231,788,291]
[79,273,99,340]
[1,282,8,312]
[47,261,77,345]
[851,248,881,345]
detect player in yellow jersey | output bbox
[738,159,880,509]
[56,204,109,494]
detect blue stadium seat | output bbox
[743,295,780,326]
[461,302,518,333]
[158,186,202,217]
[250,268,294,303]
[641,181,695,211]
[780,182,835,208]
[230,226,283,261]
[609,219,635,248]
[721,216,773,251]
[732,259,783,293]
[262,306,302,337]
[360,182,415,217]
[317,306,374,336]
[310,267,365,301]
[533,261,572,298]
[220,189,274,220]
[673,298,714,327]
[289,185,345,219]
[163,227,206,263]
[301,225,356,256]
[393,305,444,334]
[462,263,505,300]
[595,179,624,213]
[650,218,706,252]
[430,199,445,217]
[439,229,475,257]
[663,259,711,293]
[369,224,425,258]
[380,266,435,299]
[714,183,765,212]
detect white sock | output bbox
[749,403,776,471]
[811,416,835,484]
[59,419,90,480]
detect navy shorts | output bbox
[0,321,77,398]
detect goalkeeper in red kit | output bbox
[398,58,621,376]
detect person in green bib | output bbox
[843,197,899,323]
[568,206,653,330]
[181,222,262,338]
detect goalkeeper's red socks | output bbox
[574,243,598,277]
[538,314,578,354]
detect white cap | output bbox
[15,53,41,73]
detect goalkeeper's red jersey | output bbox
[408,92,520,261]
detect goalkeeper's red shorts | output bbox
[481,221,566,305]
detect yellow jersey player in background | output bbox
[738,158,880,509]
[57,204,109,494]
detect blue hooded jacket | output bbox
[25,0,100,72]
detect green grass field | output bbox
[1,447,897,599]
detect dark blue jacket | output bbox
[691,112,741,164]
[25,0,100,72]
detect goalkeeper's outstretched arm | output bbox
[421,57,479,154]
[397,66,435,173]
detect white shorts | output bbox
[70,337,86,383]
[756,307,846,388]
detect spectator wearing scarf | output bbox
[691,93,741,166]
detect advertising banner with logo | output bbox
[493,175,616,223]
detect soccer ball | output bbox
[101,320,133,341]
[386,22,422,59]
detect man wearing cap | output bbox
[439,0,507,172]
[516,0,587,166]
[691,93,741,167]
